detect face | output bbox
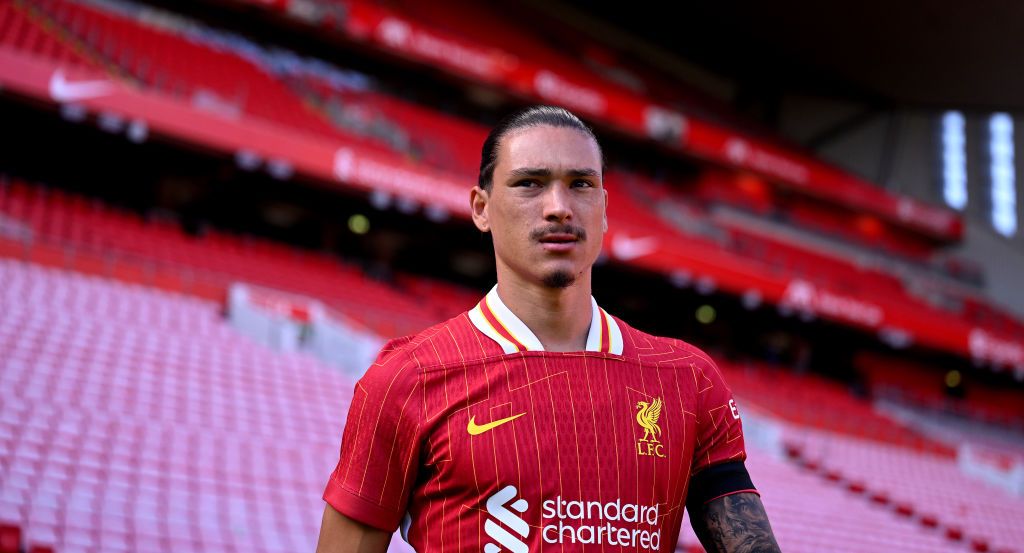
[471,125,607,289]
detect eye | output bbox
[571,179,595,188]
[513,179,539,188]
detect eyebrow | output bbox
[507,167,600,179]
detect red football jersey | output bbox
[324,286,748,552]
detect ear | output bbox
[470,186,491,232]
[602,188,609,232]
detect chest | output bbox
[417,354,700,506]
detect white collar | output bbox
[468,285,623,354]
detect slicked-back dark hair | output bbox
[478,105,602,190]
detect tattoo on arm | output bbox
[690,492,781,553]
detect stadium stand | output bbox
[23,0,488,178]
[786,430,1023,553]
[1,0,1023,551]
[721,361,955,456]
[3,259,1006,553]
[679,446,970,553]
[3,161,1003,367]
[0,0,93,68]
[0,174,1019,552]
[856,352,1024,430]
[0,177,476,337]
[0,259,363,553]
[6,0,1021,345]
[287,75,486,176]
[29,0,348,140]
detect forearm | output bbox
[690,492,781,553]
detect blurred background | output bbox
[0,0,1022,551]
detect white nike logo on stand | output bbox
[611,234,659,261]
[49,69,112,102]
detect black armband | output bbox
[686,461,758,510]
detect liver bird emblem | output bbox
[635,397,663,443]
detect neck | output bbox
[495,270,593,352]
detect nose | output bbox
[542,182,573,222]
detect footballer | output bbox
[316,106,781,553]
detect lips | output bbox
[538,233,579,252]
[538,233,578,244]
[531,225,586,254]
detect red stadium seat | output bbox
[0,524,21,553]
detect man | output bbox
[317,106,781,552]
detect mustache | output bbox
[530,224,587,242]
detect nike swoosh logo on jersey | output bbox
[467,412,525,436]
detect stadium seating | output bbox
[16,0,483,174]
[962,298,1024,337]
[0,178,476,337]
[878,402,1024,477]
[8,168,969,345]
[9,0,1022,343]
[0,0,93,68]
[346,0,763,136]
[0,259,357,552]
[721,358,1022,553]
[2,1,1022,552]
[26,0,392,148]
[289,75,486,177]
[376,0,596,86]
[787,429,1024,553]
[8,176,1005,439]
[3,258,997,553]
[856,352,1024,430]
[623,171,942,307]
[678,446,968,553]
[22,0,488,177]
[721,360,955,456]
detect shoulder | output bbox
[363,312,489,379]
[614,316,722,369]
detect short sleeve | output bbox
[323,339,423,531]
[688,348,747,475]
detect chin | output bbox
[541,270,576,289]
